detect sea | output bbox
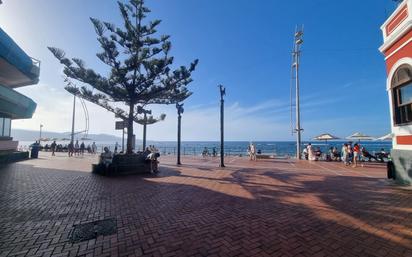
[18,140,392,158]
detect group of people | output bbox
[45,140,98,157]
[304,142,389,168]
[202,147,217,157]
[65,141,98,157]
[98,145,160,171]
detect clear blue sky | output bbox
[0,0,398,141]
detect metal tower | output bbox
[290,26,304,159]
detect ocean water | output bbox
[19,140,392,158]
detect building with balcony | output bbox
[0,25,40,157]
[379,0,412,184]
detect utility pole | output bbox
[176,103,184,165]
[70,94,76,144]
[291,26,304,159]
[219,85,226,168]
[39,124,43,141]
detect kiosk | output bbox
[379,0,412,184]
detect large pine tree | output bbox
[49,0,198,154]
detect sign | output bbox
[115,121,127,130]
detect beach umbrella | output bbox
[313,133,340,144]
[376,133,393,141]
[346,132,375,142]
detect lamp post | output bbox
[176,103,184,165]
[39,124,43,141]
[137,106,152,151]
[219,85,226,168]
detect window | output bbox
[392,65,412,126]
[3,118,10,137]
[0,118,3,136]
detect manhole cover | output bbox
[69,218,117,243]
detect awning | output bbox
[0,28,40,88]
[0,84,36,119]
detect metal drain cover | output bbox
[69,218,117,243]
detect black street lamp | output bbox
[137,106,152,150]
[176,103,184,165]
[219,85,226,168]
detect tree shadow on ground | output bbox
[1,161,412,256]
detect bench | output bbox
[92,154,158,176]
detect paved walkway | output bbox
[0,153,411,257]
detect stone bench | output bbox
[92,154,158,176]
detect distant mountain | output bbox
[11,128,123,142]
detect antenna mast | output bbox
[290,26,304,159]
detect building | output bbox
[0,16,40,157]
[379,0,412,184]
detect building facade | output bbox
[0,25,39,153]
[379,0,412,184]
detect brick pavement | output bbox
[0,153,411,257]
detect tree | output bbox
[48,0,198,154]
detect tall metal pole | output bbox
[143,113,147,150]
[176,103,184,165]
[122,127,125,153]
[70,94,76,144]
[293,27,304,160]
[219,85,226,168]
[39,124,43,141]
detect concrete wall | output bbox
[391,149,412,185]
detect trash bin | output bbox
[30,144,39,159]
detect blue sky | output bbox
[0,0,398,141]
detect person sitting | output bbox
[302,147,308,160]
[202,147,209,157]
[99,147,113,168]
[376,148,389,162]
[331,147,341,161]
[361,147,378,162]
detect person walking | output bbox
[114,142,119,154]
[51,141,57,156]
[353,143,360,168]
[68,142,74,157]
[92,142,97,155]
[75,140,80,156]
[341,143,348,165]
[80,141,85,156]
[251,143,257,161]
[307,143,315,161]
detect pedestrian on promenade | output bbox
[80,141,85,156]
[247,143,252,160]
[75,140,80,156]
[353,143,360,168]
[68,142,74,157]
[251,143,257,161]
[307,143,315,161]
[347,143,353,165]
[92,142,97,155]
[341,143,348,165]
[114,142,119,153]
[51,140,57,156]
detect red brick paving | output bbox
[0,153,411,257]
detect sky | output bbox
[0,0,399,141]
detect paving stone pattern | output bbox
[0,156,412,257]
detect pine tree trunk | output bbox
[127,103,134,154]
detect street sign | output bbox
[115,121,127,130]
